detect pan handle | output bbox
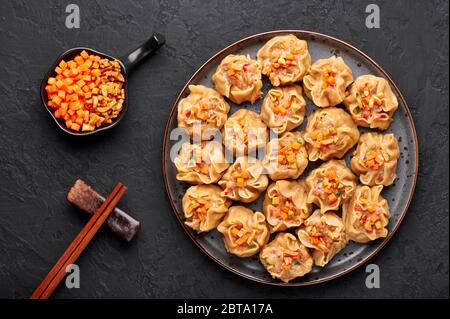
[120,33,165,73]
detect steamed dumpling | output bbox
[182,185,231,233]
[297,210,347,267]
[305,160,356,213]
[344,75,398,130]
[177,85,230,139]
[303,56,353,107]
[263,180,312,233]
[222,109,268,156]
[350,132,400,186]
[218,156,268,203]
[212,54,263,104]
[260,233,313,282]
[257,34,311,86]
[260,85,307,135]
[303,107,360,161]
[264,131,308,181]
[217,206,269,257]
[174,141,229,184]
[343,185,390,243]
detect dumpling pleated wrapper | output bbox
[263,180,312,233]
[257,34,311,86]
[260,85,307,135]
[264,131,308,181]
[303,56,353,107]
[182,185,232,233]
[297,210,347,267]
[174,141,229,185]
[217,206,270,257]
[222,109,268,156]
[350,132,400,186]
[260,233,313,282]
[306,160,356,213]
[343,185,390,243]
[212,54,263,104]
[303,107,360,161]
[177,85,230,139]
[343,75,398,130]
[219,156,269,203]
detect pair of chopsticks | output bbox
[31,183,127,299]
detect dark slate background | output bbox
[0,0,448,299]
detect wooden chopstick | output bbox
[31,182,127,299]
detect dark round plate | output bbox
[162,30,418,286]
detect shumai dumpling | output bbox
[177,85,231,139]
[303,107,360,161]
[260,233,313,282]
[297,210,347,267]
[174,141,229,184]
[212,54,263,104]
[343,75,398,130]
[303,56,353,107]
[219,156,268,203]
[257,34,311,86]
[305,160,356,213]
[182,185,232,233]
[350,132,400,186]
[263,180,312,233]
[343,185,390,243]
[217,206,269,257]
[264,131,308,181]
[222,109,268,156]
[260,85,307,135]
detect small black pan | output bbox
[41,33,165,136]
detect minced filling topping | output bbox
[313,170,345,204]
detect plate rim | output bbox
[161,29,419,286]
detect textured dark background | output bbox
[0,0,448,299]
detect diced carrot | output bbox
[52,96,62,105]
[65,119,73,128]
[80,50,89,59]
[67,60,77,69]
[71,68,79,76]
[328,193,338,202]
[327,171,336,180]
[63,78,73,86]
[57,90,66,99]
[55,66,62,74]
[70,123,81,131]
[55,80,64,88]
[91,69,101,77]
[74,56,84,65]
[62,69,71,77]
[75,117,83,125]
[241,171,250,179]
[235,234,248,246]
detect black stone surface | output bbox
[0,0,448,298]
